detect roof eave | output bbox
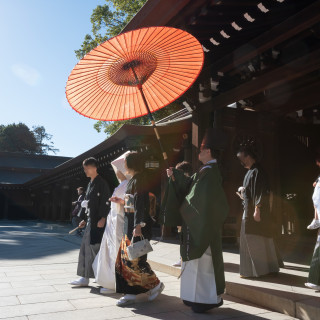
[121,0,192,33]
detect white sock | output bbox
[153,282,161,291]
[123,294,136,300]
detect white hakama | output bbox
[92,180,128,289]
[180,247,221,304]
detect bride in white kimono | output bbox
[93,151,131,294]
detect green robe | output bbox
[161,161,229,295]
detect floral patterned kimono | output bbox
[115,172,159,294]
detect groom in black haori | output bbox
[163,128,229,313]
[69,157,111,286]
[237,145,283,278]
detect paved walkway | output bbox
[0,220,299,320]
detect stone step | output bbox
[147,242,320,320]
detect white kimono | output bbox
[92,180,128,289]
[313,177,320,214]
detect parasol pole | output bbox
[131,65,176,235]
[138,85,169,163]
[131,66,170,168]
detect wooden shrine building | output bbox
[14,113,191,223]
[2,0,320,240]
[121,0,320,237]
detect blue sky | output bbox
[0,0,111,157]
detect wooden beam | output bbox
[121,0,212,33]
[252,80,320,114]
[210,0,320,73]
[274,81,320,115]
[252,74,319,111]
[167,0,212,27]
[208,48,320,110]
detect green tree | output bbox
[32,126,59,155]
[0,123,59,155]
[75,0,148,60]
[75,0,182,137]
[0,123,39,154]
[93,102,182,136]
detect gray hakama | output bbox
[240,220,280,277]
[307,234,320,286]
[240,163,282,277]
[77,221,101,278]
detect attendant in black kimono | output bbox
[111,151,163,307]
[71,187,85,236]
[162,128,229,313]
[237,147,282,278]
[69,157,111,286]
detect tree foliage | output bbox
[75,0,183,137]
[93,102,182,136]
[75,0,148,60]
[32,125,59,155]
[0,123,59,155]
[0,123,38,154]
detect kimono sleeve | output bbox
[98,178,111,219]
[180,167,229,245]
[133,177,149,227]
[253,168,269,208]
[159,169,192,226]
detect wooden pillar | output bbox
[52,184,61,221]
[182,133,192,163]
[43,191,50,220]
[60,184,71,221]
[270,118,283,237]
[191,108,200,172]
[3,197,9,220]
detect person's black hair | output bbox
[237,146,257,160]
[77,187,84,191]
[175,161,193,176]
[83,157,98,167]
[209,148,221,160]
[125,152,144,172]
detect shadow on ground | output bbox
[0,220,81,260]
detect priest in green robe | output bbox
[162,128,229,313]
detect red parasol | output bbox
[66,26,204,163]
